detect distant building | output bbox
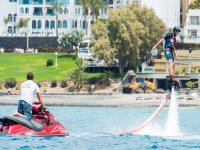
[140,0,180,28]
[180,0,193,28]
[0,0,183,37]
[183,9,200,43]
[0,0,106,37]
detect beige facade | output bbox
[180,0,193,27]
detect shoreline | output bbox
[0,93,200,108]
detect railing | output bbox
[86,61,118,67]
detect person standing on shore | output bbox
[152,27,181,85]
[14,72,45,120]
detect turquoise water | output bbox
[1,106,200,150]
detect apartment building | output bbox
[141,0,180,28]
[0,0,181,37]
[183,9,200,43]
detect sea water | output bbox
[0,105,200,150]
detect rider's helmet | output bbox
[173,27,181,33]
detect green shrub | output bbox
[61,80,68,88]
[46,59,54,66]
[38,45,48,53]
[186,81,198,89]
[4,78,17,89]
[51,80,57,88]
[87,76,102,84]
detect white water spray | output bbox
[164,87,180,136]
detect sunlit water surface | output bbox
[0,105,200,150]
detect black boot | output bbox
[169,75,180,91]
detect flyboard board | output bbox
[120,92,171,135]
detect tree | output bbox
[51,0,63,37]
[58,30,84,54]
[91,4,166,75]
[16,18,30,29]
[189,0,200,9]
[101,71,113,86]
[89,0,106,22]
[3,16,9,35]
[128,5,166,58]
[69,59,87,91]
[78,0,90,35]
[91,20,116,65]
[17,18,30,49]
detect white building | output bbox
[183,9,200,43]
[0,0,107,37]
[0,0,180,37]
[141,0,180,28]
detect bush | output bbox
[38,45,48,53]
[61,80,68,88]
[186,81,198,89]
[4,78,17,89]
[46,59,54,66]
[87,76,102,84]
[51,80,57,88]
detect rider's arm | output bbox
[152,38,164,50]
[36,93,45,108]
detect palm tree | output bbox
[16,18,30,49]
[16,18,30,29]
[78,0,90,35]
[51,0,63,37]
[3,17,9,35]
[89,0,106,22]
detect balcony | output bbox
[33,0,43,5]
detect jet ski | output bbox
[0,102,69,136]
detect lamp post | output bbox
[55,52,58,69]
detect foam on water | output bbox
[164,87,180,136]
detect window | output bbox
[13,26,16,34]
[46,8,54,16]
[74,0,79,5]
[20,0,30,4]
[58,20,62,28]
[72,20,77,28]
[63,21,67,28]
[38,20,42,29]
[20,7,24,14]
[9,0,17,2]
[82,20,87,29]
[190,16,199,25]
[33,0,43,4]
[13,14,17,22]
[25,8,29,14]
[108,0,113,4]
[80,20,82,28]
[33,7,43,16]
[63,8,68,14]
[59,8,63,14]
[188,30,197,38]
[8,26,12,33]
[8,14,12,22]
[32,20,36,29]
[50,20,55,29]
[45,20,49,29]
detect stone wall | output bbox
[0,37,59,51]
